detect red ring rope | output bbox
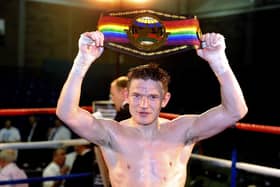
[235,123,280,135]
[0,107,279,135]
[159,112,280,135]
[0,106,92,116]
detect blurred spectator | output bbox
[18,115,50,170]
[0,149,28,187]
[64,151,76,172]
[23,115,48,142]
[48,118,71,141]
[64,144,97,187]
[110,76,130,122]
[0,119,21,143]
[42,148,69,187]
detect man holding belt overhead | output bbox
[56,30,247,187]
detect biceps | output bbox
[67,111,111,146]
[89,122,112,147]
[78,122,111,147]
[190,106,231,141]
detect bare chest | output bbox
[102,132,193,186]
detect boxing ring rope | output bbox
[191,154,280,178]
[0,106,92,116]
[1,139,279,185]
[0,139,89,149]
[0,172,92,185]
[160,112,280,135]
[0,107,280,186]
[1,139,280,177]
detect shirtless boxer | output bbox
[56,31,248,187]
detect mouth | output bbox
[138,111,150,117]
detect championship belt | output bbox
[98,9,203,59]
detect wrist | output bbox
[71,52,93,77]
[208,54,230,76]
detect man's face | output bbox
[110,83,125,111]
[128,79,170,126]
[4,120,11,129]
[54,149,66,167]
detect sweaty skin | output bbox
[100,79,195,187]
[101,118,194,187]
[56,31,248,187]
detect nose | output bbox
[139,96,148,108]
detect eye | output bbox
[149,95,159,100]
[132,93,141,98]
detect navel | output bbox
[169,161,173,167]
[127,164,131,170]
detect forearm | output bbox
[190,57,247,141]
[198,31,248,119]
[56,71,83,121]
[208,52,230,77]
[192,33,248,141]
[211,58,248,120]
[56,54,91,122]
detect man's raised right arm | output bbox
[56,31,110,144]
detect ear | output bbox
[123,88,129,101]
[161,92,171,108]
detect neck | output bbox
[131,119,160,139]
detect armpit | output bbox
[184,129,199,145]
[91,119,115,148]
[94,138,112,148]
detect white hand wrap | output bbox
[71,52,92,77]
[71,35,100,77]
[209,54,230,77]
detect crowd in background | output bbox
[0,115,101,187]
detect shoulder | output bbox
[11,127,19,130]
[14,167,28,179]
[90,118,124,146]
[160,114,196,124]
[159,117,170,124]
[3,163,27,178]
[105,119,136,139]
[159,115,198,132]
[57,126,71,134]
[44,162,59,172]
[172,114,197,124]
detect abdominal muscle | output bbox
[101,139,194,187]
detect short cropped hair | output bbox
[53,147,66,157]
[112,76,128,90]
[128,63,170,92]
[0,149,17,163]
